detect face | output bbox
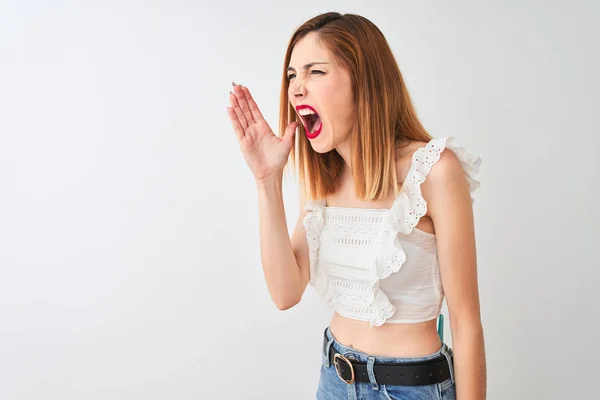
[287,32,355,154]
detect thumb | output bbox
[282,121,299,147]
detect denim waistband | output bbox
[323,326,453,365]
[321,326,456,391]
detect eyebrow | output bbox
[287,62,329,72]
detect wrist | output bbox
[255,172,283,189]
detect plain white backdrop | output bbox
[1,1,598,399]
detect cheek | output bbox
[319,81,336,102]
[322,85,353,119]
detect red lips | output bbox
[295,104,322,139]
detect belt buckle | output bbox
[333,353,355,384]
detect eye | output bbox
[287,70,324,80]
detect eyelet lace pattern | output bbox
[303,137,481,327]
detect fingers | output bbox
[227,82,268,145]
[229,90,249,128]
[241,86,265,123]
[232,83,255,126]
[226,105,245,142]
[281,121,299,148]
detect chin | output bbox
[310,144,331,154]
[307,132,334,154]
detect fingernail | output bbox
[232,81,237,87]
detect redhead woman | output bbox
[227,12,486,400]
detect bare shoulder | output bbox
[423,146,465,186]
[395,138,429,160]
[395,138,466,181]
[420,146,471,217]
[394,139,430,181]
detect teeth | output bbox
[298,108,316,116]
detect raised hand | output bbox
[227,83,298,182]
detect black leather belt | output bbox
[323,331,452,386]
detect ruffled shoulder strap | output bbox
[442,137,482,196]
[304,198,326,210]
[301,197,332,304]
[389,136,481,234]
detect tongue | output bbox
[308,115,321,133]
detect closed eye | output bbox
[287,70,325,80]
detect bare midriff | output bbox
[329,312,443,358]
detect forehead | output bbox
[289,32,332,67]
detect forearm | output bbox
[256,174,304,309]
[452,323,487,400]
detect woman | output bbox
[226,12,486,400]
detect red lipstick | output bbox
[295,104,322,139]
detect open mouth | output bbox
[296,105,322,139]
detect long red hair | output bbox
[279,12,432,201]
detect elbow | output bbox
[274,296,300,311]
[449,314,484,339]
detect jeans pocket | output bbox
[438,378,456,400]
[381,383,440,400]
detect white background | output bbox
[1,1,598,399]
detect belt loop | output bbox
[324,338,334,368]
[440,343,455,384]
[366,356,379,390]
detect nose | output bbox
[291,77,306,98]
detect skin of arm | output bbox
[256,174,311,310]
[421,149,487,400]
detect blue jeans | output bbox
[317,327,456,400]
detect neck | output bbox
[335,139,352,172]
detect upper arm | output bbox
[290,187,311,295]
[421,149,482,331]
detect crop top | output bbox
[302,137,481,327]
